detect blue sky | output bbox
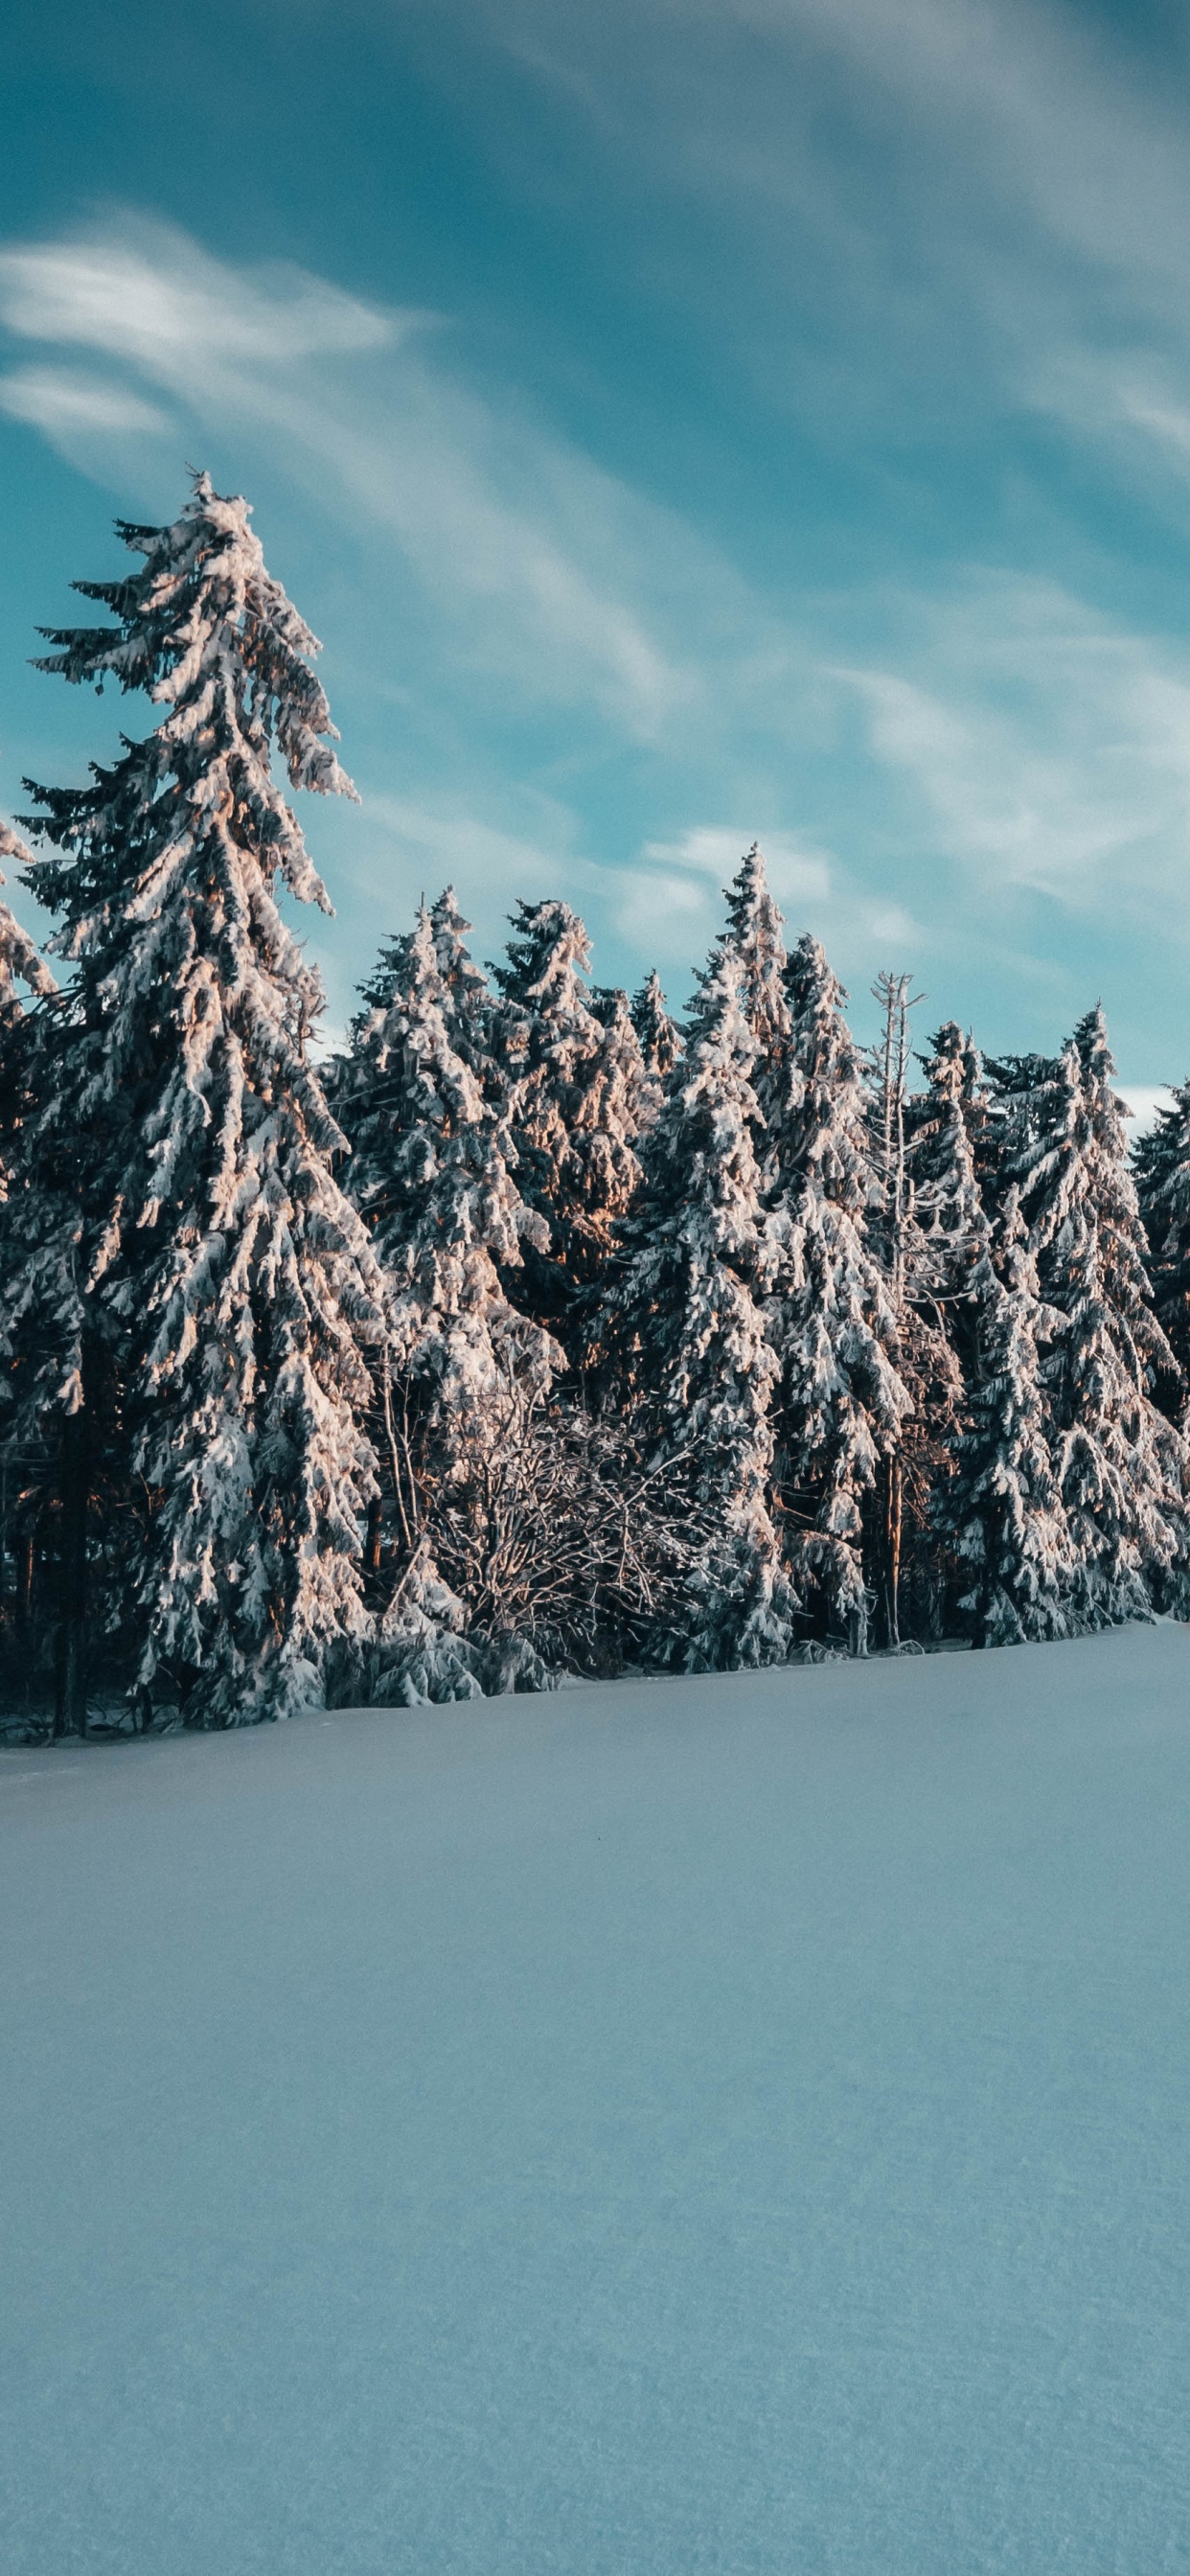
[3,0,1190,1097]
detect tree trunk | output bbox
[15,1529,34,1635]
[54,1405,89,1738]
[882,1451,903,1649]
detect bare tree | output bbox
[429,1386,721,1678]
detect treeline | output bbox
[2,473,1189,1734]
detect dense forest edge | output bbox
[2,471,1189,1736]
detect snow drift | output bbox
[2,1624,1188,2573]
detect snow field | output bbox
[2,1623,1189,2573]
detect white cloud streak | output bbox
[1115,1084,1177,1135]
[602,824,922,976]
[835,574,1190,926]
[6,98,1190,1031]
[357,794,583,917]
[0,233,398,371]
[0,218,710,741]
[0,367,169,435]
[454,0,1190,482]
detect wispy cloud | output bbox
[0,217,708,741]
[6,97,1190,1061]
[597,824,922,981]
[835,575,1190,932]
[355,793,586,927]
[769,0,1190,338]
[616,824,828,959]
[0,367,169,435]
[1116,1083,1177,1135]
[0,230,398,372]
[453,0,1190,484]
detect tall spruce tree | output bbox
[910,1024,991,1319]
[940,1187,1074,1645]
[953,1024,998,1205]
[427,882,492,1021]
[332,897,568,1699]
[0,854,126,1732]
[0,824,56,1693]
[630,967,682,1099]
[0,820,55,1193]
[1134,1078,1190,1410]
[578,984,650,1262]
[10,472,387,1727]
[613,943,795,1670]
[1003,1009,1188,1624]
[901,1022,996,1629]
[335,897,561,1536]
[718,842,790,1099]
[765,934,908,1651]
[492,899,644,1343]
[861,971,967,1643]
[0,821,55,1020]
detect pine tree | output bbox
[572,984,650,1302]
[492,899,645,1343]
[0,823,56,1694]
[428,881,492,1022]
[0,820,55,1194]
[11,472,388,1726]
[1134,1078,1190,1407]
[613,943,795,1670]
[0,820,55,1021]
[954,1024,998,1205]
[629,968,682,1100]
[0,824,114,1731]
[1004,1009,1188,1625]
[863,970,958,1643]
[910,1024,991,1318]
[765,935,908,1652]
[983,1050,1052,1197]
[717,842,790,1102]
[941,1187,1074,1645]
[900,1022,996,1630]
[335,896,561,1556]
[364,1538,489,1707]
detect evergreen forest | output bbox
[4,474,1190,1732]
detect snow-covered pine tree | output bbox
[0,824,57,1693]
[1003,1008,1188,1624]
[951,1024,999,1206]
[862,970,963,1643]
[1134,1078,1190,1407]
[334,895,561,1558]
[764,934,908,1652]
[983,1050,1052,1184]
[0,821,55,1018]
[492,899,645,1346]
[717,842,790,1105]
[939,1186,1075,1645]
[0,816,107,1730]
[900,1022,998,1628]
[338,903,681,1683]
[13,472,388,1727]
[573,982,651,1324]
[427,882,493,1028]
[910,1024,992,1314]
[0,820,55,1194]
[612,941,795,1670]
[630,967,682,1104]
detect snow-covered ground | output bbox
[3,1627,1189,2574]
